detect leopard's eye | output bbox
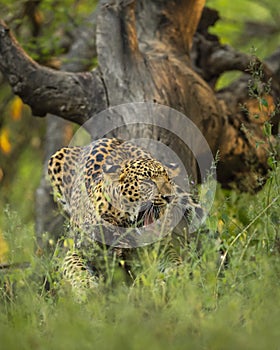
[142,179,155,186]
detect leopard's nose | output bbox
[162,195,174,204]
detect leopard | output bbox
[48,137,202,296]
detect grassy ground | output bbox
[0,165,279,350]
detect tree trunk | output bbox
[0,0,279,198]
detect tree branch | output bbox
[136,0,205,56]
[192,8,280,91]
[266,46,280,78]
[0,19,106,124]
[169,0,205,53]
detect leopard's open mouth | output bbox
[136,201,162,227]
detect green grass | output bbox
[5,269,279,350]
[0,165,279,350]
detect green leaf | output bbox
[267,156,276,168]
[263,122,272,137]
[260,98,269,107]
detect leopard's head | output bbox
[92,157,181,228]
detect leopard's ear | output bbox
[165,162,180,178]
